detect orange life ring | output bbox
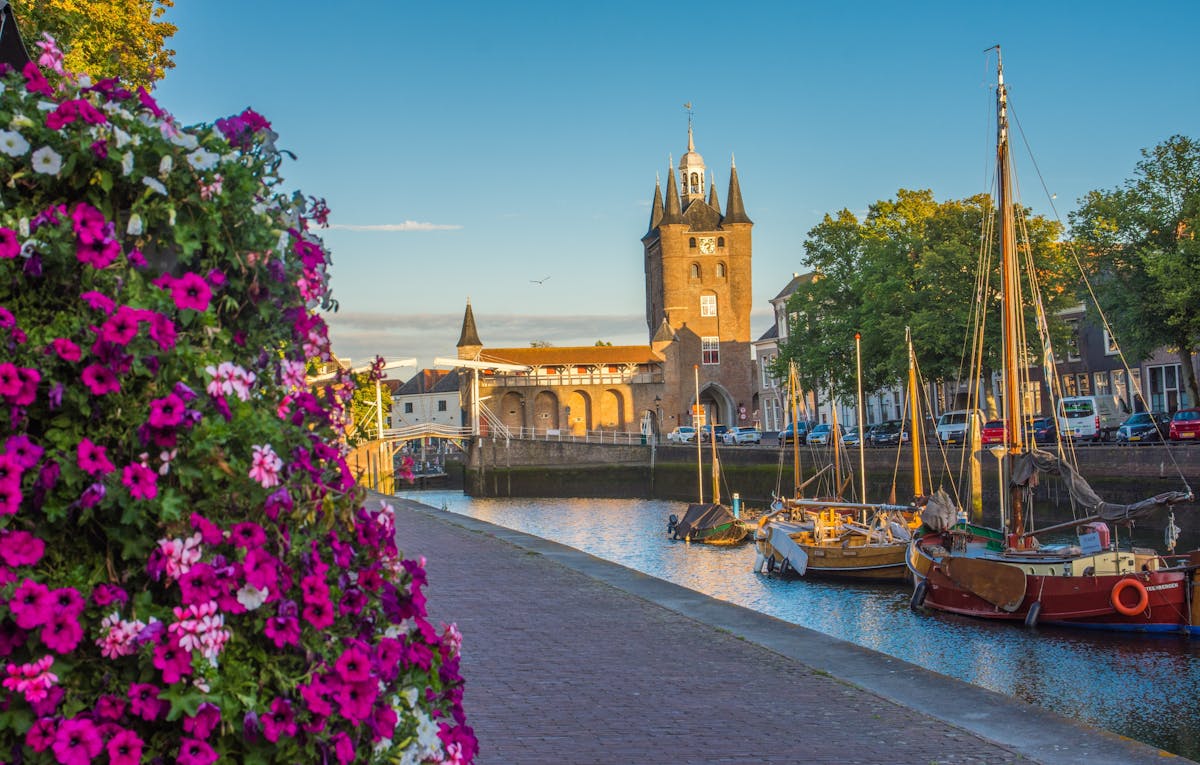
[1110,578,1149,616]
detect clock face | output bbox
[698,236,716,254]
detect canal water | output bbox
[397,489,1200,760]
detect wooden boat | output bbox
[907,49,1195,633]
[667,366,750,545]
[754,351,923,582]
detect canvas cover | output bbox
[0,2,30,70]
[673,503,736,539]
[1011,449,1192,522]
[919,488,959,532]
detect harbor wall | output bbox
[463,437,1200,528]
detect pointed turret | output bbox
[723,155,752,224]
[456,299,482,360]
[647,176,664,234]
[679,120,706,208]
[707,171,721,215]
[662,157,683,225]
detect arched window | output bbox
[690,263,701,279]
[689,237,697,249]
[717,237,725,248]
[716,262,727,278]
[690,172,700,193]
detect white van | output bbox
[936,409,984,444]
[1057,396,1124,442]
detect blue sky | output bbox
[153,1,1199,369]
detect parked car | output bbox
[722,426,762,445]
[980,420,1006,446]
[698,424,729,443]
[1169,409,1200,442]
[807,423,847,446]
[1057,395,1123,442]
[842,429,861,447]
[936,409,984,445]
[777,421,816,445]
[865,420,907,447]
[666,426,696,444]
[1024,416,1057,444]
[1115,412,1169,443]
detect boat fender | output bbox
[667,514,679,537]
[1024,601,1041,628]
[1110,578,1149,617]
[910,580,928,611]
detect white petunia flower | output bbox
[112,125,132,148]
[235,584,269,611]
[121,151,134,176]
[127,213,143,236]
[142,177,167,195]
[158,154,172,176]
[0,129,29,157]
[187,148,220,171]
[169,131,198,150]
[30,146,62,175]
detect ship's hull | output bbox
[758,535,909,581]
[909,530,1195,633]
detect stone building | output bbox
[454,122,758,437]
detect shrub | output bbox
[0,38,475,764]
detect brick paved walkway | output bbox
[387,497,1188,765]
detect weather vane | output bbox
[683,102,694,131]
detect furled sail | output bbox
[1011,450,1192,523]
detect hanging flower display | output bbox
[0,40,475,764]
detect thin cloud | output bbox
[326,221,463,232]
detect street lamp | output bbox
[654,395,662,443]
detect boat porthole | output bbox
[1110,578,1149,616]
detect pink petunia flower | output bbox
[40,611,84,654]
[0,529,44,566]
[26,717,56,752]
[177,737,218,765]
[169,272,212,312]
[0,227,18,259]
[99,306,141,345]
[106,729,143,765]
[49,337,82,361]
[248,443,283,488]
[10,579,53,629]
[5,434,43,469]
[0,362,21,397]
[148,393,185,428]
[261,697,296,743]
[152,637,193,684]
[182,702,221,739]
[81,364,121,395]
[51,717,103,765]
[121,463,158,500]
[334,645,371,684]
[128,683,165,721]
[80,291,115,314]
[77,438,115,476]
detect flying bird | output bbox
[530,276,551,285]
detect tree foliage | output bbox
[14,0,176,89]
[774,189,1068,408]
[1070,135,1200,404]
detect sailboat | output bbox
[667,366,751,545]
[907,48,1196,632]
[753,346,921,581]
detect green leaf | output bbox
[162,686,205,721]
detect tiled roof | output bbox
[772,271,816,301]
[478,346,662,367]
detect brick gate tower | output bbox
[642,118,755,430]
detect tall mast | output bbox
[695,365,704,504]
[790,362,802,496]
[907,328,924,499]
[996,47,1026,545]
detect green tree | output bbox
[1070,135,1200,405]
[776,189,1068,413]
[14,0,176,89]
[347,372,394,444]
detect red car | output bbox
[1169,408,1200,441]
[981,420,1006,445]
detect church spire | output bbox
[661,156,683,224]
[647,175,664,233]
[723,155,751,224]
[707,170,721,214]
[678,107,706,208]
[456,299,482,358]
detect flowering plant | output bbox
[0,38,475,764]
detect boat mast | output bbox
[789,362,802,496]
[907,328,924,500]
[995,47,1026,546]
[856,332,867,503]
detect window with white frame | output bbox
[700,294,717,317]
[702,337,720,365]
[1103,328,1119,356]
[761,354,776,388]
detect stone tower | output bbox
[642,120,754,428]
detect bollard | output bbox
[732,492,741,518]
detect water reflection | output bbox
[399,490,1200,759]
